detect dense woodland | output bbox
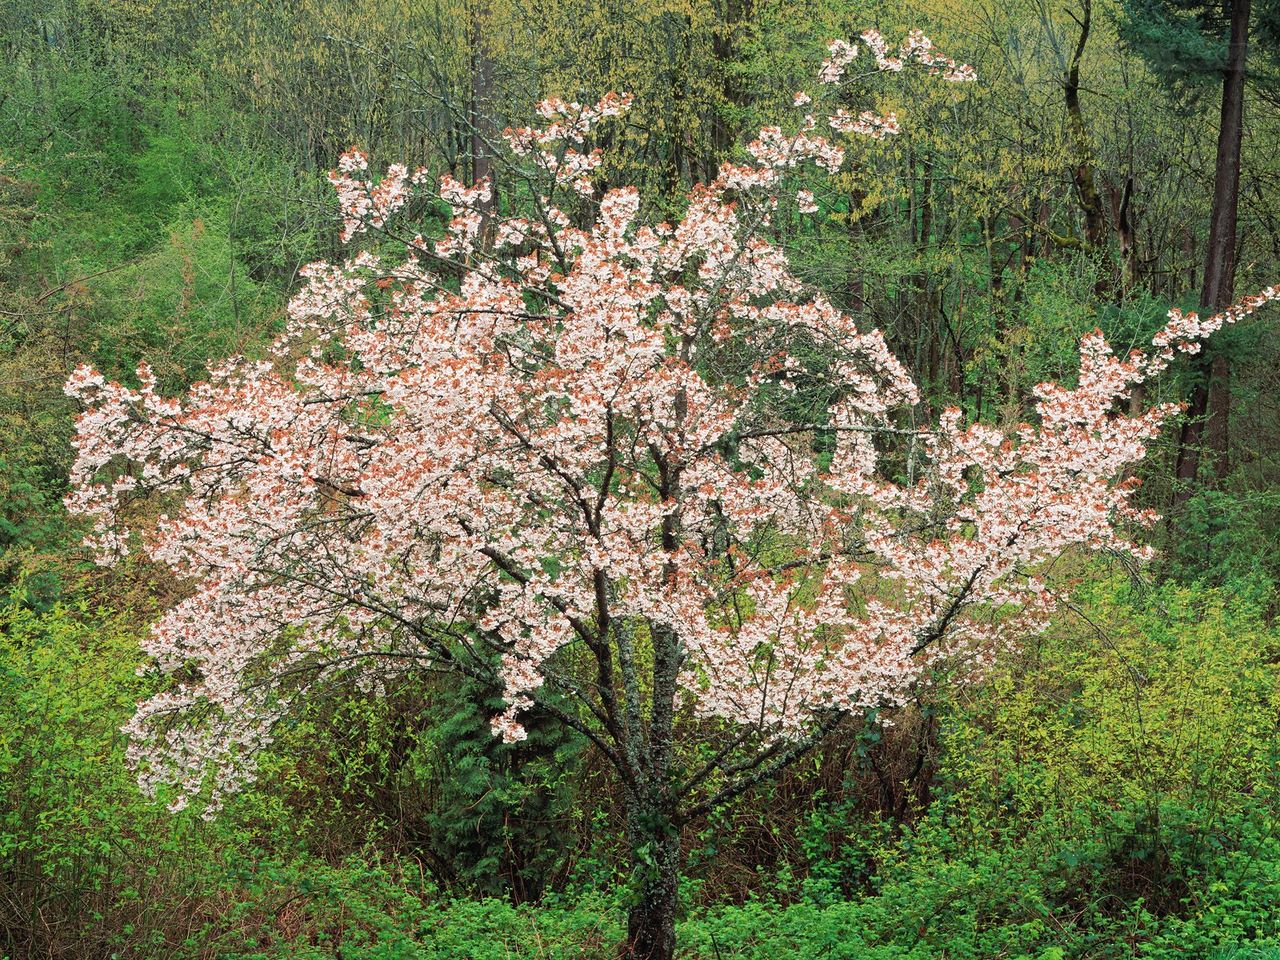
[4,0,1280,957]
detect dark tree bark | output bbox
[623,798,681,960]
[709,0,753,176]
[1109,176,1137,293]
[917,156,941,389]
[844,186,868,314]
[1175,0,1249,503]
[468,0,496,225]
[1065,0,1108,253]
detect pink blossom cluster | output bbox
[327,151,431,243]
[504,91,634,154]
[789,28,974,205]
[62,33,1268,817]
[502,92,634,199]
[829,108,901,140]
[746,125,846,174]
[862,28,977,81]
[433,174,495,258]
[818,39,859,84]
[1151,287,1279,358]
[816,29,976,87]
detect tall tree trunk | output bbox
[917,156,938,388]
[1065,0,1107,255]
[1109,176,1137,294]
[1206,353,1232,479]
[709,0,752,177]
[1174,0,1248,503]
[844,186,868,313]
[468,0,496,224]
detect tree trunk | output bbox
[1174,0,1248,504]
[844,191,867,313]
[1206,353,1232,480]
[1109,176,1136,294]
[620,433,686,960]
[468,0,496,223]
[623,813,681,960]
[1064,0,1107,255]
[709,0,752,175]
[623,598,681,957]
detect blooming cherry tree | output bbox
[64,31,1274,960]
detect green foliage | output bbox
[0,593,226,958]
[1,66,318,383]
[1120,0,1280,95]
[1167,487,1280,583]
[0,50,327,602]
[239,673,590,899]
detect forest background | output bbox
[4,0,1280,957]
